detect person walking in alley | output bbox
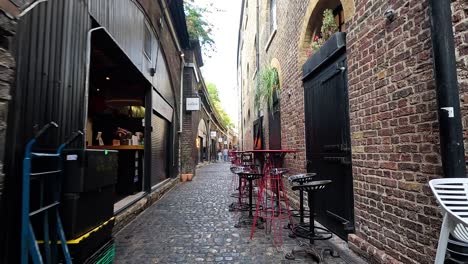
[223,148,229,162]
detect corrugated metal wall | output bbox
[2,0,90,261]
[89,0,175,107]
[89,0,178,186]
[89,0,146,72]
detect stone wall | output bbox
[0,11,15,262]
[239,0,258,151]
[0,12,15,219]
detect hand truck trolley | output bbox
[20,121,83,264]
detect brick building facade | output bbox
[180,42,229,175]
[238,0,468,263]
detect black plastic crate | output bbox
[83,239,115,264]
[63,149,118,193]
[61,186,115,239]
[66,219,114,264]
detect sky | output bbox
[193,0,242,127]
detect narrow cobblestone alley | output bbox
[114,163,364,264]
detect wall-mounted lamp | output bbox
[150,67,156,76]
[384,9,396,22]
[105,76,110,80]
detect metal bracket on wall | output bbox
[323,156,351,165]
[326,210,355,232]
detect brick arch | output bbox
[197,118,207,138]
[297,0,355,67]
[270,58,283,89]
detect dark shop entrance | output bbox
[86,29,151,209]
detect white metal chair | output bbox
[429,178,468,263]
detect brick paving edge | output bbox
[112,178,180,235]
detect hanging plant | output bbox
[307,9,338,55]
[255,66,280,112]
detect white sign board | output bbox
[218,137,223,143]
[224,141,227,145]
[210,131,217,138]
[186,98,200,111]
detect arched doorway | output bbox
[298,0,355,67]
[299,0,355,240]
[197,119,208,163]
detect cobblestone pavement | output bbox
[114,163,365,264]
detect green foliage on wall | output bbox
[255,66,279,112]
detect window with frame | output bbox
[144,23,152,60]
[269,0,277,33]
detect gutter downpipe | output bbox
[428,0,466,178]
[160,0,185,134]
[160,0,185,174]
[83,26,105,147]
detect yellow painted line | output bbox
[37,217,115,245]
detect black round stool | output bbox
[285,180,339,262]
[288,173,317,225]
[234,171,263,228]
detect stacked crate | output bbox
[61,149,118,263]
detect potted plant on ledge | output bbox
[303,9,347,76]
[254,66,280,113]
[307,9,339,57]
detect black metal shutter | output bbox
[268,102,282,150]
[151,113,170,186]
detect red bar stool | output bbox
[250,167,294,247]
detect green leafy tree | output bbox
[207,83,220,102]
[184,0,216,54]
[206,82,234,129]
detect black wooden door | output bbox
[304,53,354,240]
[269,99,282,150]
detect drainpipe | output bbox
[18,0,48,17]
[428,0,466,178]
[160,0,185,133]
[256,0,260,74]
[178,55,185,133]
[83,26,105,147]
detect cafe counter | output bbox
[87,145,144,198]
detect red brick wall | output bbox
[345,1,468,263]
[454,0,468,157]
[239,0,468,262]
